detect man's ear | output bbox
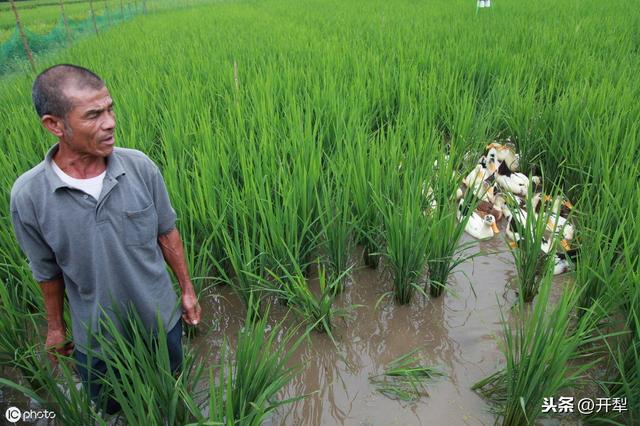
[41,115,65,138]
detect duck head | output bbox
[484,214,500,234]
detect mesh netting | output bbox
[0,5,143,75]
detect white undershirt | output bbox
[51,160,106,201]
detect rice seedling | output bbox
[0,277,41,365]
[215,192,268,315]
[0,345,105,425]
[369,348,443,402]
[184,305,308,425]
[373,174,430,305]
[0,0,639,422]
[258,254,353,337]
[347,132,385,269]
[316,165,356,293]
[86,310,206,424]
[472,272,607,425]
[589,250,640,425]
[503,184,562,303]
[425,152,476,298]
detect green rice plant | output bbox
[215,192,268,315]
[316,165,356,293]
[369,348,443,401]
[259,256,353,338]
[504,185,559,303]
[590,255,639,425]
[373,175,430,305]
[0,277,41,364]
[347,131,384,269]
[184,305,308,425]
[425,153,476,298]
[0,346,105,425]
[88,310,206,424]
[254,174,320,280]
[574,170,636,314]
[472,273,606,425]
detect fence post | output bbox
[59,0,73,44]
[104,0,111,25]
[89,0,99,34]
[9,0,36,73]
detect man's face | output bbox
[60,85,116,158]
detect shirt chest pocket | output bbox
[123,203,158,246]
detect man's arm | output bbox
[158,228,201,326]
[40,277,74,363]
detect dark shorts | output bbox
[74,319,183,415]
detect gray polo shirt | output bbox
[10,144,180,353]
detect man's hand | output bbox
[45,328,74,365]
[181,288,201,326]
[40,278,71,365]
[158,228,201,326]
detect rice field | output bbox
[0,0,128,42]
[0,0,639,424]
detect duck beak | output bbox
[508,241,518,249]
[544,195,553,202]
[563,200,574,209]
[491,222,500,234]
[560,239,571,251]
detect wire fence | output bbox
[0,0,218,76]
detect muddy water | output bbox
[194,233,525,426]
[1,232,574,425]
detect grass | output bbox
[184,306,308,425]
[0,346,105,425]
[425,152,477,298]
[0,0,639,423]
[316,164,356,292]
[504,185,559,302]
[374,169,430,305]
[369,348,443,401]
[472,272,609,425]
[258,255,354,337]
[71,309,204,423]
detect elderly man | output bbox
[10,64,201,413]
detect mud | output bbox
[194,234,525,425]
[1,232,580,425]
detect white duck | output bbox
[487,142,520,171]
[463,165,495,202]
[552,254,572,275]
[465,213,498,240]
[495,162,541,197]
[458,199,499,240]
[544,195,575,242]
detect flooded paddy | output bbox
[190,232,574,425]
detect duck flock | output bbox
[454,142,576,275]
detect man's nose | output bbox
[102,110,116,130]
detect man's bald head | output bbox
[32,64,105,118]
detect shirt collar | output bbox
[44,144,126,193]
